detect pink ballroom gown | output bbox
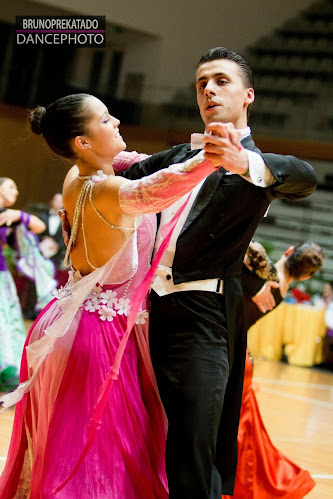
[0,214,169,498]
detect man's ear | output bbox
[284,246,294,257]
[299,275,311,281]
[244,87,255,107]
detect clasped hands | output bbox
[58,123,248,250]
[202,122,249,175]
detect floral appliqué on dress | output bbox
[53,270,148,324]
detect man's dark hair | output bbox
[196,47,254,89]
[285,242,324,279]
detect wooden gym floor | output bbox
[0,338,332,497]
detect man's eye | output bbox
[218,79,227,85]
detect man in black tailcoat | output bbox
[119,47,317,498]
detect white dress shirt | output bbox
[151,127,274,296]
[48,209,61,236]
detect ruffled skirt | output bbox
[0,289,168,498]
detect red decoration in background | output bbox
[291,287,311,303]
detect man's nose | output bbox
[204,83,216,97]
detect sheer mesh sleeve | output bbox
[113,151,150,173]
[118,150,216,214]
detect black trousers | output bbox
[149,290,229,499]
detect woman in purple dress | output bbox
[0,178,46,391]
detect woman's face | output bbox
[83,96,127,159]
[0,179,19,207]
[323,283,333,298]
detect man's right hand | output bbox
[203,122,248,173]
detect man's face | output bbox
[50,193,63,212]
[195,59,254,129]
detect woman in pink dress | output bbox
[0,93,227,498]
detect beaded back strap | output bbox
[63,179,135,270]
[88,188,135,233]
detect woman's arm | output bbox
[112,151,150,173]
[0,209,46,234]
[102,125,240,215]
[104,150,218,215]
[243,241,280,313]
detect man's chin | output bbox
[204,114,227,126]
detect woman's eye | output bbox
[103,118,110,124]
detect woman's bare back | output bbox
[62,167,136,275]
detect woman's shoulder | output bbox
[93,174,128,207]
[63,165,79,188]
[62,165,80,206]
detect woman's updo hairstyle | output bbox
[29,93,92,159]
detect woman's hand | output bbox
[0,209,21,226]
[252,281,280,313]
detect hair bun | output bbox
[29,106,46,135]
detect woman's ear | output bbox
[284,246,295,257]
[73,136,90,152]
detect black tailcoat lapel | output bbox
[180,168,224,236]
